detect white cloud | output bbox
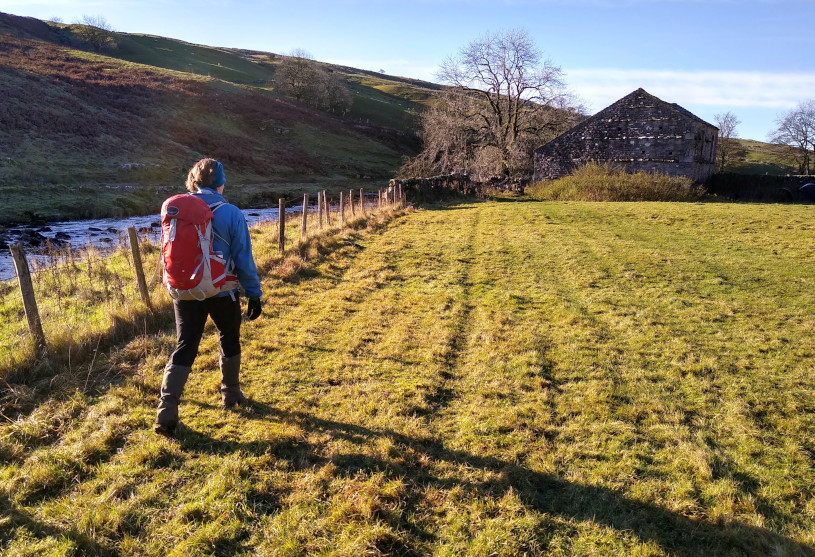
[568,68,815,113]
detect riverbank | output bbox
[0,205,294,281]
[0,179,391,227]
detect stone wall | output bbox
[534,89,718,183]
[389,174,478,201]
[389,174,529,201]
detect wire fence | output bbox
[1,185,405,373]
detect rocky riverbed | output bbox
[1,206,293,281]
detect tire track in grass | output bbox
[234,206,487,444]
[417,205,482,418]
[429,203,563,460]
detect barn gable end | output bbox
[534,88,718,183]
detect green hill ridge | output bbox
[0,12,437,224]
[0,12,802,225]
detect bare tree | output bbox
[322,71,353,115]
[275,50,352,114]
[275,49,319,102]
[402,29,577,180]
[714,111,740,171]
[73,14,117,51]
[770,100,815,174]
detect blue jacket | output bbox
[192,188,262,300]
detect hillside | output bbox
[0,12,437,224]
[727,138,800,175]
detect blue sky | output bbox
[3,0,814,141]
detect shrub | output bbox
[526,162,705,202]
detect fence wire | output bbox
[2,186,405,368]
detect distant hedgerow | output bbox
[526,162,705,202]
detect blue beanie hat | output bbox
[210,160,226,188]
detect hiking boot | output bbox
[223,393,246,409]
[220,354,245,408]
[153,420,177,438]
[156,363,191,434]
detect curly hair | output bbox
[185,158,220,192]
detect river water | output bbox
[1,204,301,281]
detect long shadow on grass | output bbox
[0,494,115,556]
[1,306,175,418]
[181,404,814,557]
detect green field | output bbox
[2,200,814,555]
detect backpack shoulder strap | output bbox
[208,202,229,244]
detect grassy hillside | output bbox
[113,34,276,84]
[0,12,435,225]
[1,200,814,555]
[725,139,800,175]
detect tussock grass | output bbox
[2,200,814,555]
[527,162,705,202]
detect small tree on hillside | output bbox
[275,49,352,114]
[714,111,741,171]
[321,71,353,115]
[770,100,815,174]
[401,28,579,181]
[276,49,319,102]
[73,15,117,51]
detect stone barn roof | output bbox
[534,88,718,182]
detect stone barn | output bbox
[534,88,718,183]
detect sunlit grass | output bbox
[0,197,401,391]
[1,200,814,555]
[527,162,705,202]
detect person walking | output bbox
[155,158,263,437]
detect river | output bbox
[1,204,301,281]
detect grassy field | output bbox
[2,200,814,555]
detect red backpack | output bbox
[160,194,236,301]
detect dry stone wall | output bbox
[389,174,529,201]
[389,174,478,201]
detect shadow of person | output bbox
[176,401,814,557]
[1,493,115,555]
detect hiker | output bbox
[154,158,263,437]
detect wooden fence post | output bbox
[339,191,345,225]
[324,191,332,226]
[278,198,285,254]
[317,191,323,229]
[301,193,308,240]
[127,227,152,309]
[360,188,365,216]
[349,189,355,216]
[9,243,47,356]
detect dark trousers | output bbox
[169,295,242,367]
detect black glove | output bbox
[245,298,263,321]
